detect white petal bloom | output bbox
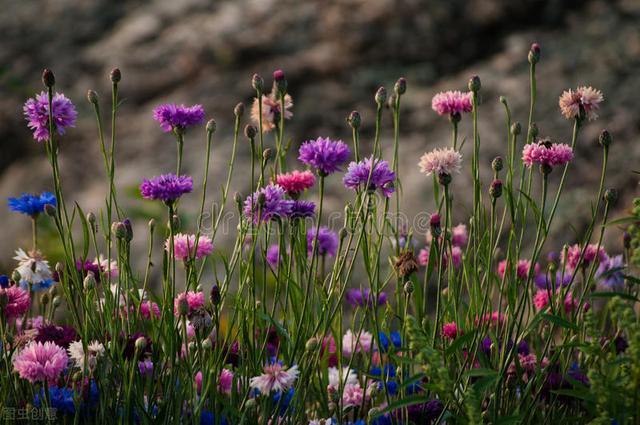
[327,366,358,391]
[418,148,462,177]
[13,248,52,285]
[249,363,299,394]
[68,340,105,369]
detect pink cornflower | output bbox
[342,329,373,356]
[451,224,468,247]
[342,383,364,407]
[249,363,299,394]
[275,170,315,197]
[173,291,205,317]
[442,322,459,340]
[431,90,473,117]
[418,148,462,177]
[474,311,505,327]
[418,247,430,266]
[562,243,608,270]
[418,246,462,269]
[533,290,550,311]
[218,368,235,395]
[251,88,293,133]
[498,259,539,280]
[522,141,573,169]
[559,86,603,121]
[165,233,214,261]
[140,301,161,320]
[0,285,30,320]
[13,341,68,383]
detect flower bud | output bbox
[44,203,57,217]
[206,119,217,133]
[55,262,64,276]
[368,408,380,421]
[394,77,407,95]
[52,296,62,308]
[177,298,190,316]
[528,43,541,64]
[468,75,481,92]
[257,193,267,208]
[375,87,387,105]
[171,214,180,231]
[245,398,257,410]
[42,69,55,88]
[604,188,618,205]
[112,222,126,239]
[491,156,503,173]
[210,284,221,306]
[41,292,50,306]
[339,227,348,241]
[244,124,257,140]
[87,90,99,105]
[599,129,612,148]
[234,102,245,117]
[110,68,122,83]
[437,173,452,186]
[263,148,273,162]
[86,212,96,229]
[273,69,287,94]
[135,336,147,351]
[430,213,441,237]
[202,338,213,350]
[404,281,414,294]
[511,122,521,136]
[347,110,361,129]
[234,192,243,210]
[528,122,538,140]
[305,337,318,352]
[11,270,21,283]
[499,96,507,105]
[490,179,503,199]
[387,93,397,110]
[84,272,96,291]
[623,231,631,249]
[123,218,133,242]
[251,73,264,93]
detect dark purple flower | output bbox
[289,200,315,220]
[23,92,77,142]
[266,244,282,267]
[123,332,152,360]
[76,259,101,283]
[343,156,396,197]
[345,288,387,308]
[400,399,444,423]
[298,137,350,176]
[35,324,78,349]
[152,104,205,132]
[243,184,293,223]
[307,226,338,257]
[140,174,193,204]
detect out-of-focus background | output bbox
[1,0,639,271]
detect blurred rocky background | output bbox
[1,0,639,271]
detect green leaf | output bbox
[604,216,638,227]
[445,329,476,356]
[540,313,578,331]
[464,368,498,378]
[75,202,91,260]
[588,291,639,302]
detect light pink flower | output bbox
[251,88,293,133]
[562,243,608,270]
[0,285,30,320]
[559,86,603,120]
[451,224,468,247]
[431,90,473,116]
[418,148,462,177]
[342,383,364,407]
[498,259,539,280]
[165,233,214,261]
[173,291,205,317]
[327,367,358,392]
[218,368,235,395]
[342,329,373,356]
[275,170,316,196]
[93,255,118,279]
[13,341,68,383]
[250,363,299,394]
[418,247,430,267]
[522,142,573,168]
[442,322,459,340]
[475,311,505,327]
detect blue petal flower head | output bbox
[273,388,295,416]
[0,275,9,288]
[34,386,75,415]
[378,332,390,353]
[21,278,53,292]
[7,192,56,217]
[200,411,228,425]
[389,331,401,348]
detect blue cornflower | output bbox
[34,386,75,415]
[7,192,56,217]
[0,275,9,288]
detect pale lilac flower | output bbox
[249,363,299,394]
[498,259,540,280]
[23,91,77,142]
[342,329,373,356]
[431,90,473,117]
[251,88,293,133]
[451,224,468,247]
[13,341,68,383]
[345,288,387,308]
[298,137,350,176]
[559,86,603,121]
[418,148,462,177]
[153,103,205,132]
[307,227,339,257]
[597,255,625,290]
[164,233,214,261]
[343,156,396,197]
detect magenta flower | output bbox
[218,368,235,395]
[343,156,396,197]
[140,301,161,320]
[562,243,608,270]
[23,91,77,142]
[298,137,350,176]
[243,184,293,223]
[559,86,603,121]
[164,233,214,261]
[431,90,473,117]
[442,322,459,340]
[140,174,193,204]
[266,244,282,267]
[173,291,205,317]
[522,141,573,169]
[0,285,30,320]
[13,341,68,383]
[451,224,468,247]
[498,259,540,280]
[275,170,315,196]
[307,226,339,257]
[153,103,205,132]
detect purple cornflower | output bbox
[289,200,315,220]
[23,91,77,142]
[597,255,625,290]
[307,226,338,257]
[153,103,205,133]
[266,244,282,267]
[343,156,396,197]
[534,270,572,290]
[35,324,78,349]
[345,288,387,308]
[140,174,193,204]
[298,137,350,176]
[243,184,293,223]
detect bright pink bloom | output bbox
[559,86,603,121]
[442,322,458,340]
[533,290,550,311]
[475,311,505,327]
[219,368,235,395]
[13,341,68,383]
[275,170,315,196]
[563,243,608,270]
[140,301,161,320]
[165,233,214,261]
[342,383,364,407]
[431,90,473,116]
[0,286,30,320]
[498,259,539,280]
[522,142,573,168]
[173,291,205,317]
[195,371,203,394]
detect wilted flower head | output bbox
[418,148,462,178]
[559,86,603,121]
[173,291,205,317]
[13,341,68,383]
[140,174,193,204]
[243,184,293,223]
[431,90,473,117]
[23,91,77,142]
[153,103,205,132]
[165,233,214,261]
[251,88,293,133]
[307,226,339,257]
[343,156,396,197]
[522,140,573,169]
[0,285,30,320]
[14,249,52,290]
[275,170,315,196]
[249,363,299,394]
[7,192,56,217]
[298,137,350,176]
